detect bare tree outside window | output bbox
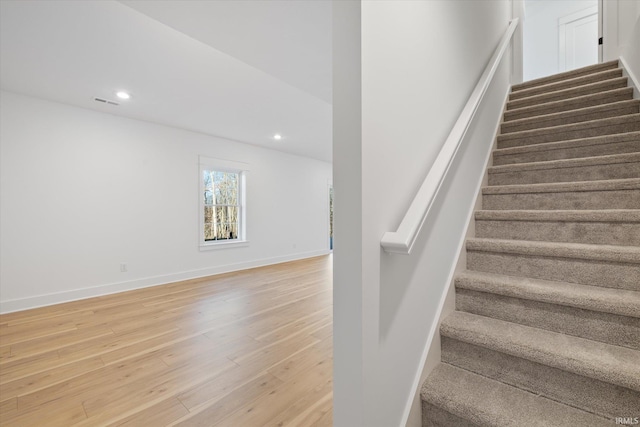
[203,170,240,241]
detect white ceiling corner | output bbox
[0,0,333,162]
[119,0,332,103]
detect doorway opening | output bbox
[558,5,599,72]
[523,0,601,81]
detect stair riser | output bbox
[503,89,634,122]
[488,161,640,185]
[475,219,640,246]
[501,104,639,134]
[467,250,640,290]
[441,337,640,420]
[509,70,623,101]
[497,121,640,149]
[483,189,640,210]
[422,403,476,427]
[455,289,640,350]
[422,363,613,427]
[512,61,619,92]
[493,140,640,165]
[506,79,627,110]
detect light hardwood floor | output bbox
[0,255,333,426]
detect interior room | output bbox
[1,1,639,426]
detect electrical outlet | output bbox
[120,263,128,272]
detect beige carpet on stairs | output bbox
[420,59,640,427]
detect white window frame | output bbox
[199,156,249,250]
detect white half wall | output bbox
[620,15,640,97]
[0,91,332,313]
[512,0,526,84]
[604,0,640,62]
[332,1,363,426]
[332,1,512,426]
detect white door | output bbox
[559,6,599,72]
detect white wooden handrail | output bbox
[381,19,519,254]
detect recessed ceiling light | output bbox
[116,91,131,100]
[273,134,282,140]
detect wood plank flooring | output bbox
[0,255,333,426]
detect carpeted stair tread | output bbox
[489,152,640,174]
[474,209,640,245]
[506,77,628,110]
[496,114,640,149]
[475,209,640,222]
[511,60,619,93]
[439,338,640,420]
[466,240,639,290]
[481,179,640,210]
[455,270,640,319]
[475,208,640,223]
[466,238,640,264]
[509,68,623,101]
[440,311,640,392]
[501,99,639,134]
[421,363,610,427]
[487,152,640,185]
[483,177,640,194]
[454,270,640,349]
[503,87,634,122]
[492,132,640,165]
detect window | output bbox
[204,170,240,241]
[199,157,248,249]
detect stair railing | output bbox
[380,18,520,254]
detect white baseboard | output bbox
[0,249,330,314]
[619,55,640,99]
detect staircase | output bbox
[421,60,640,426]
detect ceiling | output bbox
[0,0,333,162]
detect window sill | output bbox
[199,240,249,251]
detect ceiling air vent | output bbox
[94,97,119,106]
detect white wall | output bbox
[332,1,512,426]
[512,0,526,84]
[332,1,363,426]
[604,0,640,62]
[617,1,640,49]
[620,15,640,94]
[0,91,332,313]
[523,0,598,81]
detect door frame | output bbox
[597,0,603,62]
[558,5,599,71]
